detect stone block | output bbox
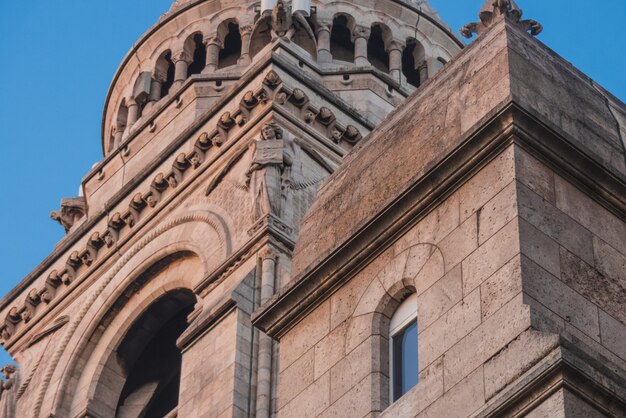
[458,146,516,221]
[480,255,522,320]
[437,214,478,272]
[484,329,558,399]
[462,218,520,296]
[517,183,594,265]
[330,336,381,403]
[519,217,561,278]
[417,366,485,418]
[416,264,462,330]
[280,300,330,370]
[418,288,481,370]
[560,248,625,324]
[413,249,446,297]
[554,175,626,255]
[278,348,314,409]
[314,321,347,380]
[279,372,330,418]
[514,147,556,204]
[523,256,601,341]
[320,373,379,418]
[443,293,531,389]
[593,237,626,286]
[477,180,518,245]
[599,310,626,361]
[380,357,444,417]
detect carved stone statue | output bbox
[0,365,18,418]
[270,0,315,42]
[246,123,295,221]
[50,197,87,233]
[461,0,542,38]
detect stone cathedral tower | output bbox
[1,0,625,417]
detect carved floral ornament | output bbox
[461,0,542,39]
[0,70,363,346]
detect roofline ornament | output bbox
[461,0,542,39]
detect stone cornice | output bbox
[252,103,626,338]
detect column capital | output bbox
[172,50,192,64]
[203,34,223,48]
[353,25,371,40]
[387,40,405,53]
[259,246,279,262]
[316,22,332,34]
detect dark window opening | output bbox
[392,319,418,402]
[330,15,354,62]
[219,22,242,69]
[188,33,207,76]
[115,290,195,418]
[367,25,389,72]
[160,52,176,97]
[402,43,421,88]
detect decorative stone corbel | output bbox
[461,0,542,38]
[50,197,87,234]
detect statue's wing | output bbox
[288,172,327,190]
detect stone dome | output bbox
[101,0,462,155]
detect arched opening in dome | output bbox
[250,17,272,60]
[330,14,355,63]
[218,21,242,69]
[115,289,196,417]
[187,33,207,76]
[155,51,176,97]
[402,39,426,88]
[109,99,128,152]
[368,24,390,72]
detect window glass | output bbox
[389,293,418,402]
[392,319,418,401]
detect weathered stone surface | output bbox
[483,329,559,399]
[523,256,601,341]
[560,248,626,325]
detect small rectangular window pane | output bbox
[392,319,418,401]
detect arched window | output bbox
[218,22,242,69]
[330,15,354,62]
[115,289,196,417]
[401,40,426,88]
[156,51,176,97]
[389,293,418,402]
[187,33,207,76]
[367,24,389,72]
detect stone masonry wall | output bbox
[274,143,626,417]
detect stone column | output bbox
[145,73,164,110]
[418,61,429,84]
[239,25,253,66]
[113,126,124,148]
[126,98,139,128]
[388,42,403,81]
[173,51,191,87]
[316,23,332,63]
[204,36,221,72]
[353,25,370,66]
[256,247,277,418]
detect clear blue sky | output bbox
[0,0,624,366]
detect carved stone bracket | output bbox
[461,0,542,38]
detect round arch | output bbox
[33,211,231,418]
